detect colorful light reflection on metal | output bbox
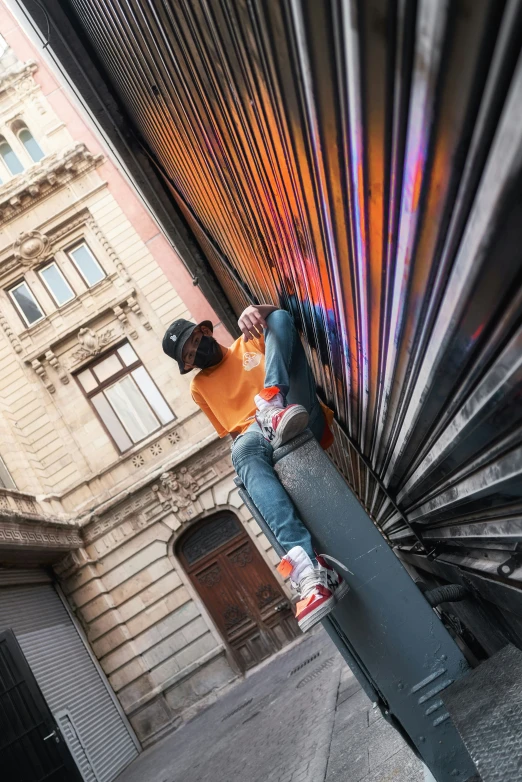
[61,0,522,583]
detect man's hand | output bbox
[238,304,278,341]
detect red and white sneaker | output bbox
[255,402,309,450]
[315,553,350,602]
[277,546,335,632]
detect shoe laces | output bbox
[299,567,328,597]
[317,553,354,575]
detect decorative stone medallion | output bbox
[13,230,51,266]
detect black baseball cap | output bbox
[162,318,213,374]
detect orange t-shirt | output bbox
[191,336,266,437]
[191,335,335,447]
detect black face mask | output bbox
[194,335,223,369]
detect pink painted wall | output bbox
[0,2,233,347]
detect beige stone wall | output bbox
[0,31,287,751]
[0,59,207,499]
[57,440,282,745]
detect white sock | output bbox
[254,391,285,411]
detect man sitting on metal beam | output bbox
[162,305,348,631]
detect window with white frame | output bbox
[0,121,45,181]
[38,261,75,307]
[67,243,106,287]
[6,240,107,327]
[18,126,45,163]
[8,280,45,326]
[0,455,15,490]
[76,343,175,452]
[0,136,23,176]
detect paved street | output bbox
[116,627,425,782]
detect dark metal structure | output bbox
[273,431,476,781]
[12,0,522,773]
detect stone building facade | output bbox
[0,4,298,761]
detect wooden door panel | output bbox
[180,513,300,672]
[240,630,273,664]
[225,540,299,639]
[193,559,256,642]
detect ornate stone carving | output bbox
[54,548,95,579]
[167,431,181,446]
[45,350,69,385]
[82,490,156,544]
[0,492,40,515]
[72,327,114,361]
[127,296,151,330]
[0,59,38,95]
[190,439,234,478]
[0,521,82,549]
[0,143,104,226]
[152,469,198,512]
[86,215,131,281]
[31,358,55,394]
[178,466,199,496]
[0,311,23,354]
[113,304,138,340]
[30,94,47,116]
[13,230,51,266]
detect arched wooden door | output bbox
[178,512,300,671]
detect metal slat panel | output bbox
[0,567,52,585]
[0,585,138,782]
[57,710,98,782]
[36,1,522,596]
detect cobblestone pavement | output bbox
[116,628,425,782]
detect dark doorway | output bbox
[0,629,82,782]
[178,512,300,671]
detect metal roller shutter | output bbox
[0,583,139,782]
[35,0,522,570]
[0,568,52,586]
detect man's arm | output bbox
[238,304,279,341]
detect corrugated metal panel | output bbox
[36,1,522,592]
[0,567,52,585]
[0,585,138,782]
[56,710,98,782]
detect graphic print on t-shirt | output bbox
[243,352,262,371]
[191,335,266,437]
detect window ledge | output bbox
[18,272,120,340]
[20,282,137,361]
[0,142,104,226]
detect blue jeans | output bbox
[231,310,325,560]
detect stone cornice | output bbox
[0,434,233,557]
[0,143,104,225]
[0,59,38,94]
[80,433,231,543]
[0,519,82,550]
[19,285,149,394]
